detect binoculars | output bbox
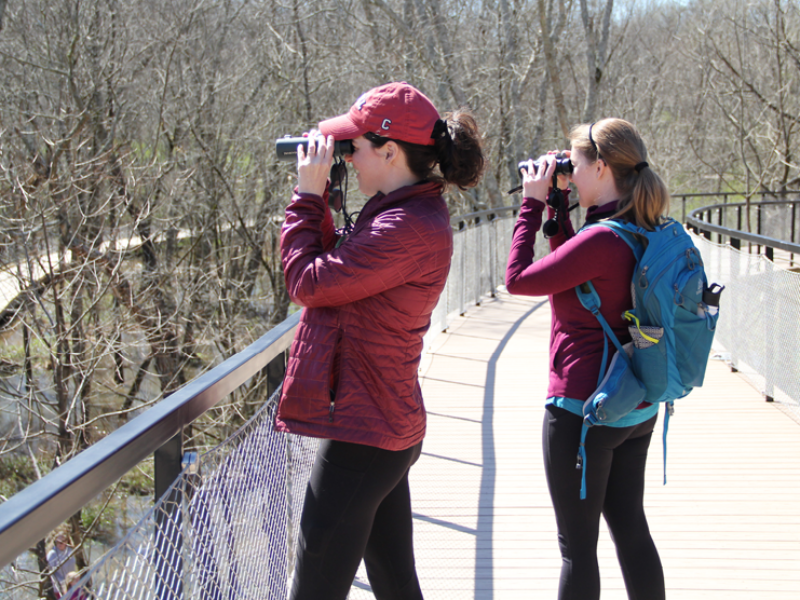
[517,155,574,177]
[275,136,355,161]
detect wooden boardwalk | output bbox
[376,290,800,599]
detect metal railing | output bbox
[686,196,800,419]
[685,197,800,263]
[674,189,800,228]
[0,205,522,599]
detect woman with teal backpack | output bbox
[505,118,666,600]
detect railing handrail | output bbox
[686,199,800,255]
[0,312,301,569]
[673,189,800,200]
[451,205,518,229]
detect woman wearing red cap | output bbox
[276,82,485,599]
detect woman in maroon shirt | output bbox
[506,118,667,600]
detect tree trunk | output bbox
[538,0,570,140]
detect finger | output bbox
[314,135,331,162]
[306,136,318,157]
[543,156,557,178]
[522,159,536,177]
[531,157,548,180]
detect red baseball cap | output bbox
[318,82,440,146]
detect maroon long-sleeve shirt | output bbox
[505,194,637,401]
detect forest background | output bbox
[1,0,799,590]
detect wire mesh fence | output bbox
[429,211,516,339]
[52,393,319,600]
[694,233,800,422]
[427,207,565,348]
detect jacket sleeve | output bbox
[281,192,443,308]
[505,197,630,297]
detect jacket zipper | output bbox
[328,329,344,423]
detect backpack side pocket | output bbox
[674,304,718,389]
[628,324,668,403]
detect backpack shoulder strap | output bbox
[574,218,643,383]
[582,219,646,261]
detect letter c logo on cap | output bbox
[381,119,392,130]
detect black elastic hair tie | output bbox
[634,161,649,173]
[431,118,451,142]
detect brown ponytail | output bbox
[365,109,486,191]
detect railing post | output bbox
[266,350,288,398]
[474,217,482,306]
[764,256,775,402]
[792,202,797,268]
[154,432,184,600]
[757,203,763,254]
[488,216,497,297]
[460,221,467,315]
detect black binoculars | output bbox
[517,155,574,177]
[275,136,355,161]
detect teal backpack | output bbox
[574,217,723,499]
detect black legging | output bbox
[290,439,424,600]
[542,405,665,600]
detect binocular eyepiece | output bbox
[275,136,354,161]
[517,155,574,177]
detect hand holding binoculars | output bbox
[275,136,354,161]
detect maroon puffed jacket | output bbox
[274,181,453,450]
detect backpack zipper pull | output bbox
[638,266,649,289]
